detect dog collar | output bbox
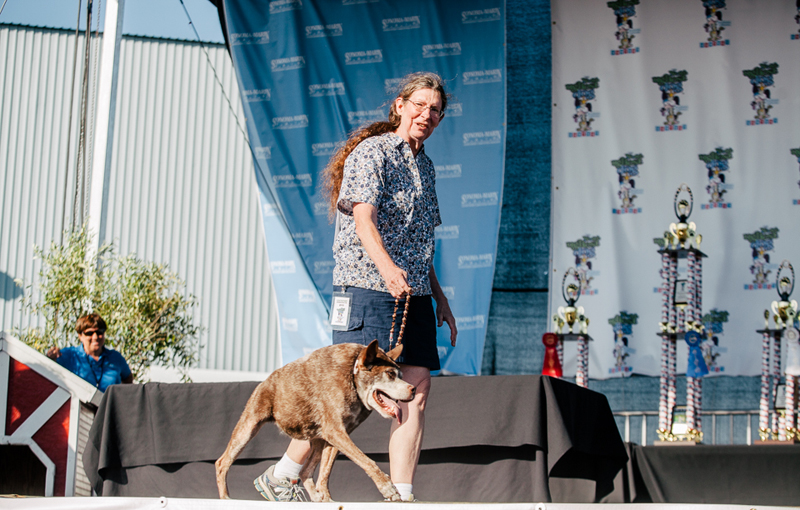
[353,359,359,375]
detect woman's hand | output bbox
[382,265,412,299]
[435,295,458,347]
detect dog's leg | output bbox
[299,439,325,502]
[325,428,401,501]
[314,442,339,502]
[215,385,274,499]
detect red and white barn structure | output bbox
[1,332,102,496]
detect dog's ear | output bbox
[355,339,380,372]
[386,343,403,361]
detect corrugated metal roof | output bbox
[0,23,281,375]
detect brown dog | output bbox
[215,340,415,502]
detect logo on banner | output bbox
[652,69,687,131]
[306,24,342,38]
[458,254,493,269]
[298,289,317,303]
[345,50,383,65]
[566,235,601,295]
[700,0,730,47]
[456,315,486,330]
[446,103,463,117]
[463,70,502,84]
[271,56,306,72]
[792,147,800,204]
[461,192,498,207]
[270,0,302,14]
[272,115,309,130]
[422,43,462,58]
[343,0,378,4]
[744,62,779,126]
[309,83,345,96]
[244,89,271,102]
[262,202,279,217]
[608,0,640,55]
[441,286,455,300]
[292,232,314,245]
[273,173,312,188]
[348,109,385,126]
[701,309,729,373]
[436,164,462,179]
[282,317,299,332]
[743,227,779,289]
[383,16,420,31]
[699,147,733,209]
[314,260,335,274]
[462,8,501,23]
[611,153,644,214]
[312,142,340,157]
[313,201,328,216]
[463,131,501,146]
[384,77,404,94]
[230,32,269,45]
[608,311,637,375]
[254,146,272,160]
[435,225,460,239]
[566,77,599,138]
[271,260,297,274]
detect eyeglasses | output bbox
[406,100,444,119]
[81,329,105,337]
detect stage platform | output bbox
[79,375,800,506]
[1,499,799,510]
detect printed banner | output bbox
[222,0,506,372]
[551,0,800,379]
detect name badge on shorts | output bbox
[330,291,352,331]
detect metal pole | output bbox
[87,0,125,256]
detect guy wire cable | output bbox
[61,0,84,244]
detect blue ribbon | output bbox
[685,331,709,377]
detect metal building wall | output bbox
[0,23,281,375]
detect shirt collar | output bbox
[385,132,425,156]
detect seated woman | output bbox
[46,313,133,391]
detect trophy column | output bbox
[549,268,591,388]
[655,184,707,443]
[757,260,800,442]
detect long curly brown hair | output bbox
[321,72,449,219]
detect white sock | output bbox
[273,453,303,480]
[394,483,413,499]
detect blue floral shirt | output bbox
[334,132,441,295]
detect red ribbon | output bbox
[542,333,563,378]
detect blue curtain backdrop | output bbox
[222,0,507,373]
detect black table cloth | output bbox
[83,375,627,502]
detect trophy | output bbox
[757,261,800,442]
[548,268,591,387]
[654,184,707,443]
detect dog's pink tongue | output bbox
[395,403,403,425]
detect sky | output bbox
[0,0,225,43]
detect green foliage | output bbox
[611,153,644,168]
[14,227,202,382]
[565,77,600,93]
[652,69,688,86]
[698,147,733,163]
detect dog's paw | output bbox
[382,488,402,502]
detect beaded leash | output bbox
[389,291,412,349]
